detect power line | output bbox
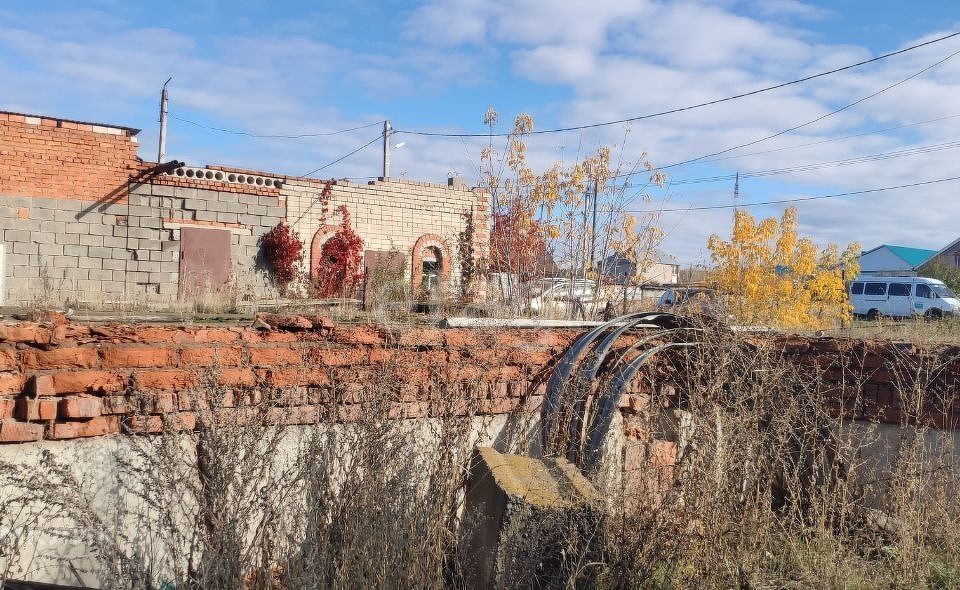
[627,175,960,213]
[652,46,960,171]
[665,138,960,186]
[170,113,384,138]
[697,112,960,165]
[394,31,960,138]
[299,133,384,178]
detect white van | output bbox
[849,276,960,319]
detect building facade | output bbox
[0,110,488,306]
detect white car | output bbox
[850,276,960,319]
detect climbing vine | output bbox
[312,205,365,298]
[260,222,303,295]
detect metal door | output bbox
[178,227,231,299]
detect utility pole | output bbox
[590,180,598,271]
[382,120,392,179]
[157,77,172,164]
[733,171,740,211]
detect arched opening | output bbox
[410,234,451,294]
[421,246,442,292]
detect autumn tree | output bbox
[707,207,860,329]
[312,205,365,298]
[479,109,666,315]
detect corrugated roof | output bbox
[884,244,938,268]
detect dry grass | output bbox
[0,325,957,588]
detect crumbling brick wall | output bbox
[0,317,577,443]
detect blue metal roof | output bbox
[884,244,937,268]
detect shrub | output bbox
[261,222,304,295]
[312,206,364,298]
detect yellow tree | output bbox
[707,207,859,329]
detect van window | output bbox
[851,282,864,295]
[864,282,886,295]
[916,283,933,299]
[889,283,911,296]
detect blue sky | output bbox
[2,0,960,264]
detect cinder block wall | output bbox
[284,177,489,295]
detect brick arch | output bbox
[309,224,340,279]
[411,233,451,292]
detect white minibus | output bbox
[849,276,960,319]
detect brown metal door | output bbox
[179,227,232,299]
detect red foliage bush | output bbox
[312,205,365,297]
[260,222,304,293]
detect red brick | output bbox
[308,347,368,367]
[334,325,385,345]
[15,398,58,421]
[51,371,124,394]
[135,328,193,344]
[193,328,241,343]
[102,346,176,368]
[443,330,480,348]
[0,398,15,419]
[218,368,257,388]
[22,346,99,369]
[248,346,302,366]
[398,328,444,347]
[0,325,53,345]
[59,396,102,418]
[125,412,196,433]
[0,347,17,371]
[49,416,120,439]
[0,374,26,395]
[179,346,243,367]
[135,369,199,390]
[0,419,44,442]
[101,396,130,414]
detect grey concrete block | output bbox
[78,257,103,270]
[102,258,126,271]
[195,210,218,222]
[248,205,267,215]
[55,232,81,245]
[63,247,87,259]
[258,196,278,207]
[138,240,162,251]
[139,217,164,229]
[127,205,155,217]
[112,247,131,259]
[159,261,180,273]
[150,184,178,197]
[137,260,161,273]
[266,207,285,217]
[88,269,114,281]
[4,229,31,242]
[183,199,205,211]
[38,244,64,256]
[79,234,103,247]
[53,256,79,268]
[127,227,157,239]
[12,265,40,278]
[30,208,56,221]
[39,221,66,233]
[55,209,82,222]
[216,212,238,223]
[87,246,112,258]
[64,222,88,234]
[12,242,38,255]
[226,202,247,214]
[103,236,126,248]
[6,253,28,267]
[89,223,115,236]
[32,232,56,245]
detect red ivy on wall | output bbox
[313,205,365,297]
[261,222,304,294]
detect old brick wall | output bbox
[0,318,576,443]
[284,177,489,298]
[0,111,139,202]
